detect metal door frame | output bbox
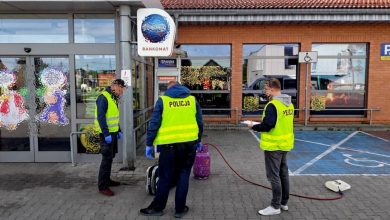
[29,55,72,162]
[1,42,118,163]
[0,56,34,162]
[0,55,73,162]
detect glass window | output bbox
[0,14,68,43]
[0,58,29,151]
[75,55,116,119]
[34,57,71,151]
[74,14,115,43]
[242,44,299,115]
[179,45,231,115]
[76,123,101,154]
[311,43,367,115]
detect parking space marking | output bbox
[292,131,358,175]
[250,130,390,175]
[337,146,390,158]
[359,131,390,142]
[295,138,331,147]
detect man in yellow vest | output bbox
[140,81,203,218]
[94,79,126,196]
[249,78,294,216]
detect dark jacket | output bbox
[252,104,277,132]
[96,87,119,137]
[146,84,204,146]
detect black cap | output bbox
[112,79,126,88]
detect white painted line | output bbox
[292,131,359,175]
[359,131,390,142]
[290,173,390,176]
[250,130,260,142]
[337,146,390,158]
[295,138,331,147]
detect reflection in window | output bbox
[74,14,115,43]
[77,123,100,154]
[242,44,299,115]
[75,55,116,119]
[179,45,231,115]
[0,14,68,43]
[311,44,367,115]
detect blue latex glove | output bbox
[105,135,112,144]
[117,132,123,139]
[196,142,202,152]
[145,146,154,159]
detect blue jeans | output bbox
[151,141,197,212]
[264,150,290,209]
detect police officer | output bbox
[249,78,294,216]
[95,79,126,196]
[140,81,203,218]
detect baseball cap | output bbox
[112,79,126,88]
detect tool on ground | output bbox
[325,180,351,192]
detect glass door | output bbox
[32,57,71,162]
[0,57,33,162]
[0,56,71,162]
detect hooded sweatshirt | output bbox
[146,84,204,146]
[252,94,292,132]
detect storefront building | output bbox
[161,0,390,125]
[1,0,390,163]
[0,0,158,162]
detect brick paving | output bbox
[1,130,389,219]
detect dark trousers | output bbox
[264,150,290,209]
[98,132,118,190]
[151,141,197,212]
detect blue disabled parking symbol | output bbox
[252,131,390,175]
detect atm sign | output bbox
[158,59,177,68]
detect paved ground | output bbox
[1,130,390,219]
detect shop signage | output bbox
[158,76,177,82]
[299,51,318,63]
[121,69,131,86]
[380,43,390,60]
[137,8,176,57]
[158,59,177,68]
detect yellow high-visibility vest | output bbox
[153,95,199,145]
[94,91,119,134]
[260,99,294,151]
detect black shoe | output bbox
[140,205,163,216]
[109,180,121,187]
[175,206,189,218]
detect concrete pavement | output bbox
[1,130,389,219]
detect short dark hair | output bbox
[111,79,126,88]
[266,78,281,90]
[167,81,179,88]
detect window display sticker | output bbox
[36,67,69,125]
[0,68,29,130]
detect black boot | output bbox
[140,205,163,216]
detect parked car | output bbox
[243,75,298,106]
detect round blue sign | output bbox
[141,14,170,43]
